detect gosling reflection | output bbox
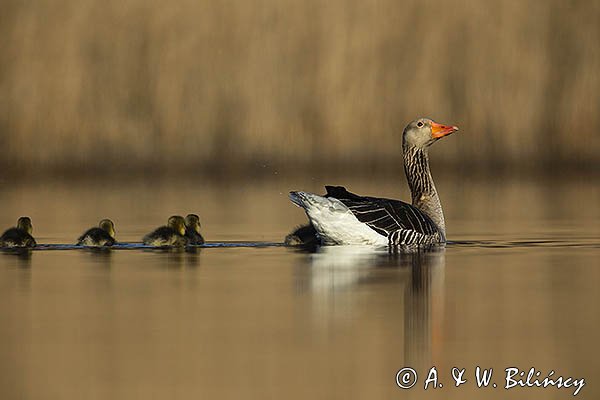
[184,247,202,268]
[83,247,113,266]
[146,247,202,269]
[1,248,33,268]
[303,246,444,372]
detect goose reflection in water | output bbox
[299,245,445,371]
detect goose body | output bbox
[289,118,458,247]
[290,186,444,246]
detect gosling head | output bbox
[17,217,33,235]
[167,215,186,236]
[99,219,116,238]
[403,118,458,149]
[185,214,201,234]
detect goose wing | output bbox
[324,186,443,244]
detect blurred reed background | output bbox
[0,0,599,177]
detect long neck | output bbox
[403,144,445,234]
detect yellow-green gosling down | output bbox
[143,216,188,247]
[77,219,116,247]
[0,217,37,248]
[284,224,318,247]
[184,214,205,245]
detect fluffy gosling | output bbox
[184,214,205,245]
[77,219,116,247]
[143,216,188,247]
[0,217,37,248]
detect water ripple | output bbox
[1,239,598,251]
[448,239,600,249]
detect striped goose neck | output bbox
[402,144,446,234]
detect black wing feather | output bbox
[324,186,442,242]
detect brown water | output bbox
[0,175,598,399]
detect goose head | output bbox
[403,118,458,149]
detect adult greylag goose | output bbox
[289,118,458,246]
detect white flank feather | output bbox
[289,192,387,245]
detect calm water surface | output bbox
[0,175,598,399]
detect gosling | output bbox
[0,217,37,248]
[284,224,318,247]
[184,214,205,245]
[77,219,116,247]
[143,215,188,247]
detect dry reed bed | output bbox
[0,0,598,173]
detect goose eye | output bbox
[417,121,424,128]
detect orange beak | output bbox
[430,121,459,139]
